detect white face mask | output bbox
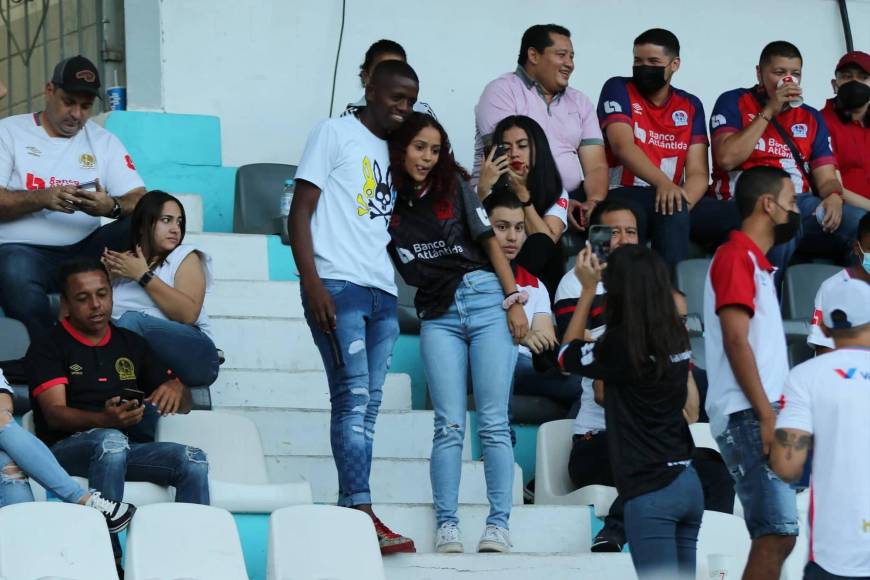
[861,246,870,276]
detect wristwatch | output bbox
[108,196,122,219]
[138,270,155,288]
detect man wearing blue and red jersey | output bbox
[692,41,866,285]
[596,28,709,271]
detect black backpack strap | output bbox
[751,91,818,195]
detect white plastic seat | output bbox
[125,503,247,580]
[689,422,719,453]
[696,510,751,579]
[156,411,312,512]
[0,502,117,579]
[534,419,617,515]
[268,504,385,580]
[782,490,811,580]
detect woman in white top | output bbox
[102,191,219,387]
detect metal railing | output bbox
[1,0,125,117]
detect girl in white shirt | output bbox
[102,191,219,387]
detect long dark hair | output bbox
[601,245,689,379]
[491,115,562,217]
[389,112,469,201]
[129,190,186,266]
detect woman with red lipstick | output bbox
[388,112,527,554]
[102,190,220,387]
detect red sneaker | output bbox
[372,516,416,555]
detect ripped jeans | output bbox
[51,427,210,556]
[0,418,87,506]
[301,280,399,507]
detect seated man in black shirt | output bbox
[26,258,209,564]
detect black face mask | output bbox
[773,209,801,245]
[836,80,870,111]
[632,65,668,96]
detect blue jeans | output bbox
[0,418,86,506]
[301,279,399,507]
[421,270,517,528]
[606,186,690,272]
[512,353,582,406]
[624,465,704,580]
[114,311,220,387]
[715,405,798,539]
[804,561,870,580]
[0,218,130,338]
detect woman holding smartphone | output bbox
[388,112,527,554]
[559,244,702,580]
[102,191,220,390]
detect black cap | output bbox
[50,55,100,96]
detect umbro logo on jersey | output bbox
[791,124,808,139]
[603,101,622,114]
[69,363,83,375]
[26,146,41,157]
[631,103,643,115]
[672,110,688,127]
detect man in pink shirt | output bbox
[474,24,609,229]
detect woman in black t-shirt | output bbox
[559,244,703,580]
[387,113,527,554]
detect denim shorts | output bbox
[715,405,798,539]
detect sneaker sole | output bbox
[380,539,416,555]
[107,506,136,534]
[435,542,464,554]
[477,541,510,553]
[590,541,622,553]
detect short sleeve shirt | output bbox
[388,178,494,319]
[597,77,708,188]
[295,114,397,295]
[25,320,172,446]
[703,231,789,434]
[709,87,835,199]
[776,348,870,577]
[0,368,12,396]
[0,113,145,245]
[821,99,870,199]
[516,265,551,358]
[806,268,853,350]
[473,68,604,193]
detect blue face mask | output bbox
[862,248,870,276]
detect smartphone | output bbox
[588,225,613,263]
[326,332,345,370]
[490,144,511,192]
[120,388,145,405]
[77,180,98,192]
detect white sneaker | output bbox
[477,524,511,553]
[434,522,463,553]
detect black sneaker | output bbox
[86,491,136,533]
[590,526,624,553]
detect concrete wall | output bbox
[125,0,870,169]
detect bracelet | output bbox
[138,270,155,288]
[502,290,529,310]
[521,199,533,207]
[757,111,772,122]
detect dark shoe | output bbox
[86,491,136,533]
[590,526,624,553]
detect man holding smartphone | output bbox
[26,258,208,573]
[0,55,146,338]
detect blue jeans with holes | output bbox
[51,425,210,556]
[301,279,399,507]
[114,311,220,387]
[0,418,87,506]
[0,218,130,338]
[421,270,517,529]
[624,465,704,580]
[715,404,798,540]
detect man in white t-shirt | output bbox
[0,55,145,337]
[772,278,870,580]
[288,59,419,555]
[704,166,799,578]
[807,212,870,353]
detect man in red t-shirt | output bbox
[820,51,870,207]
[691,41,866,288]
[596,28,709,272]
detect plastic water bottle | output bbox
[279,178,295,219]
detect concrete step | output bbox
[210,317,321,371]
[211,370,412,411]
[222,408,470,460]
[265,456,524,506]
[373,504,591,554]
[186,232,269,281]
[383,553,636,580]
[206,279,302,319]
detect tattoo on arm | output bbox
[774,429,813,460]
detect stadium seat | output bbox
[782,263,840,321]
[689,422,719,453]
[690,335,706,370]
[268,504,386,580]
[233,163,296,240]
[0,317,31,414]
[788,339,814,368]
[696,510,751,579]
[125,503,248,580]
[675,258,711,319]
[0,502,117,579]
[534,419,617,515]
[782,490,811,580]
[156,410,312,512]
